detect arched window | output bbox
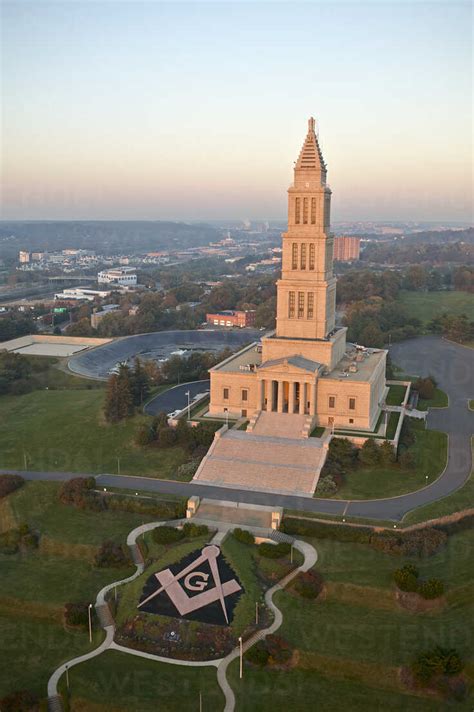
[309,243,315,270]
[288,291,295,318]
[307,292,314,319]
[311,198,317,224]
[295,198,301,224]
[298,292,305,318]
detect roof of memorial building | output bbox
[295,117,327,172]
[259,356,323,374]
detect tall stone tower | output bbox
[276,117,336,341]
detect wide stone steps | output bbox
[47,695,64,712]
[96,603,114,628]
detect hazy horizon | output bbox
[1,1,472,223]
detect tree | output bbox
[130,357,150,406]
[104,374,121,423]
[379,440,396,464]
[359,438,381,466]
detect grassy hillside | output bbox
[397,290,474,325]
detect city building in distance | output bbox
[98,266,137,286]
[208,118,387,432]
[333,235,360,261]
[206,309,257,328]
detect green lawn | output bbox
[0,389,188,477]
[58,650,224,711]
[397,289,474,325]
[385,384,407,406]
[330,421,447,500]
[417,387,449,410]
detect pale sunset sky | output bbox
[1,0,472,222]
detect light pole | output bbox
[65,665,70,691]
[88,604,93,643]
[255,602,258,625]
[186,390,191,421]
[238,636,243,679]
[117,457,120,475]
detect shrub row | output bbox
[258,542,291,559]
[245,634,292,667]
[0,474,24,499]
[151,522,209,545]
[293,570,324,599]
[64,602,98,630]
[281,517,448,557]
[94,540,130,568]
[232,528,255,545]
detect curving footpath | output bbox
[46,520,317,712]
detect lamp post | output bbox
[65,665,69,691]
[186,390,191,421]
[255,602,258,625]
[88,604,93,643]
[239,636,243,679]
[117,457,120,475]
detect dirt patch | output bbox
[325,581,396,611]
[396,590,446,614]
[39,535,98,562]
[0,595,62,623]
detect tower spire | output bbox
[295,117,326,177]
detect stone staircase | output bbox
[249,411,309,439]
[96,603,114,628]
[47,695,64,712]
[193,428,328,497]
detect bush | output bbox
[106,495,185,519]
[152,525,184,545]
[315,475,338,495]
[157,426,178,447]
[135,424,155,446]
[369,528,447,557]
[281,517,371,544]
[393,565,419,592]
[0,525,38,555]
[258,542,291,559]
[176,460,200,479]
[0,690,39,712]
[0,474,24,499]
[64,602,97,629]
[266,634,293,665]
[94,540,129,568]
[414,376,436,400]
[411,646,463,684]
[379,439,396,464]
[398,448,415,469]
[293,570,323,599]
[418,578,444,600]
[320,437,358,478]
[232,528,255,545]
[59,477,102,510]
[359,438,381,466]
[182,522,209,538]
[245,641,270,666]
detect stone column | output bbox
[310,381,317,415]
[288,381,295,414]
[271,380,277,412]
[299,382,306,415]
[277,380,284,413]
[258,379,265,410]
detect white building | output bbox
[54,288,111,302]
[97,267,137,286]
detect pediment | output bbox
[259,356,321,375]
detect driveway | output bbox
[144,380,210,416]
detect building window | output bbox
[288,291,295,318]
[309,243,315,270]
[349,397,356,410]
[241,389,248,401]
[298,292,305,318]
[300,243,307,269]
[311,197,317,224]
[295,198,301,224]
[223,388,229,400]
[328,396,336,408]
[307,292,314,319]
[349,418,354,424]
[303,197,308,224]
[292,243,298,269]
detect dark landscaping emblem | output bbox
[138,545,243,625]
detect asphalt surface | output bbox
[2,336,472,522]
[68,329,261,380]
[144,380,210,416]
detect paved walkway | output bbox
[46,518,317,712]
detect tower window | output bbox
[303,197,308,224]
[307,292,314,319]
[309,243,315,270]
[328,396,336,409]
[223,388,229,400]
[241,389,248,401]
[298,292,305,318]
[292,243,298,269]
[300,243,307,269]
[349,397,356,410]
[288,291,295,318]
[295,198,301,224]
[311,198,317,224]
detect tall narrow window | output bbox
[309,243,315,270]
[349,397,356,410]
[303,197,308,224]
[292,243,298,269]
[298,292,305,318]
[223,388,229,400]
[295,198,301,224]
[328,396,336,409]
[288,291,295,318]
[307,292,314,318]
[300,243,307,269]
[311,198,317,224]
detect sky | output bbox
[1,0,472,222]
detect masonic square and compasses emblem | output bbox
[137,544,243,625]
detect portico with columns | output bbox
[256,356,321,416]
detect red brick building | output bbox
[333,235,360,261]
[206,310,257,328]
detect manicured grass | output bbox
[417,387,448,410]
[59,650,224,711]
[385,384,407,406]
[333,421,447,500]
[0,615,97,699]
[310,426,326,437]
[0,389,188,477]
[397,289,474,325]
[6,481,158,546]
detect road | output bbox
[144,380,210,416]
[1,337,472,521]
